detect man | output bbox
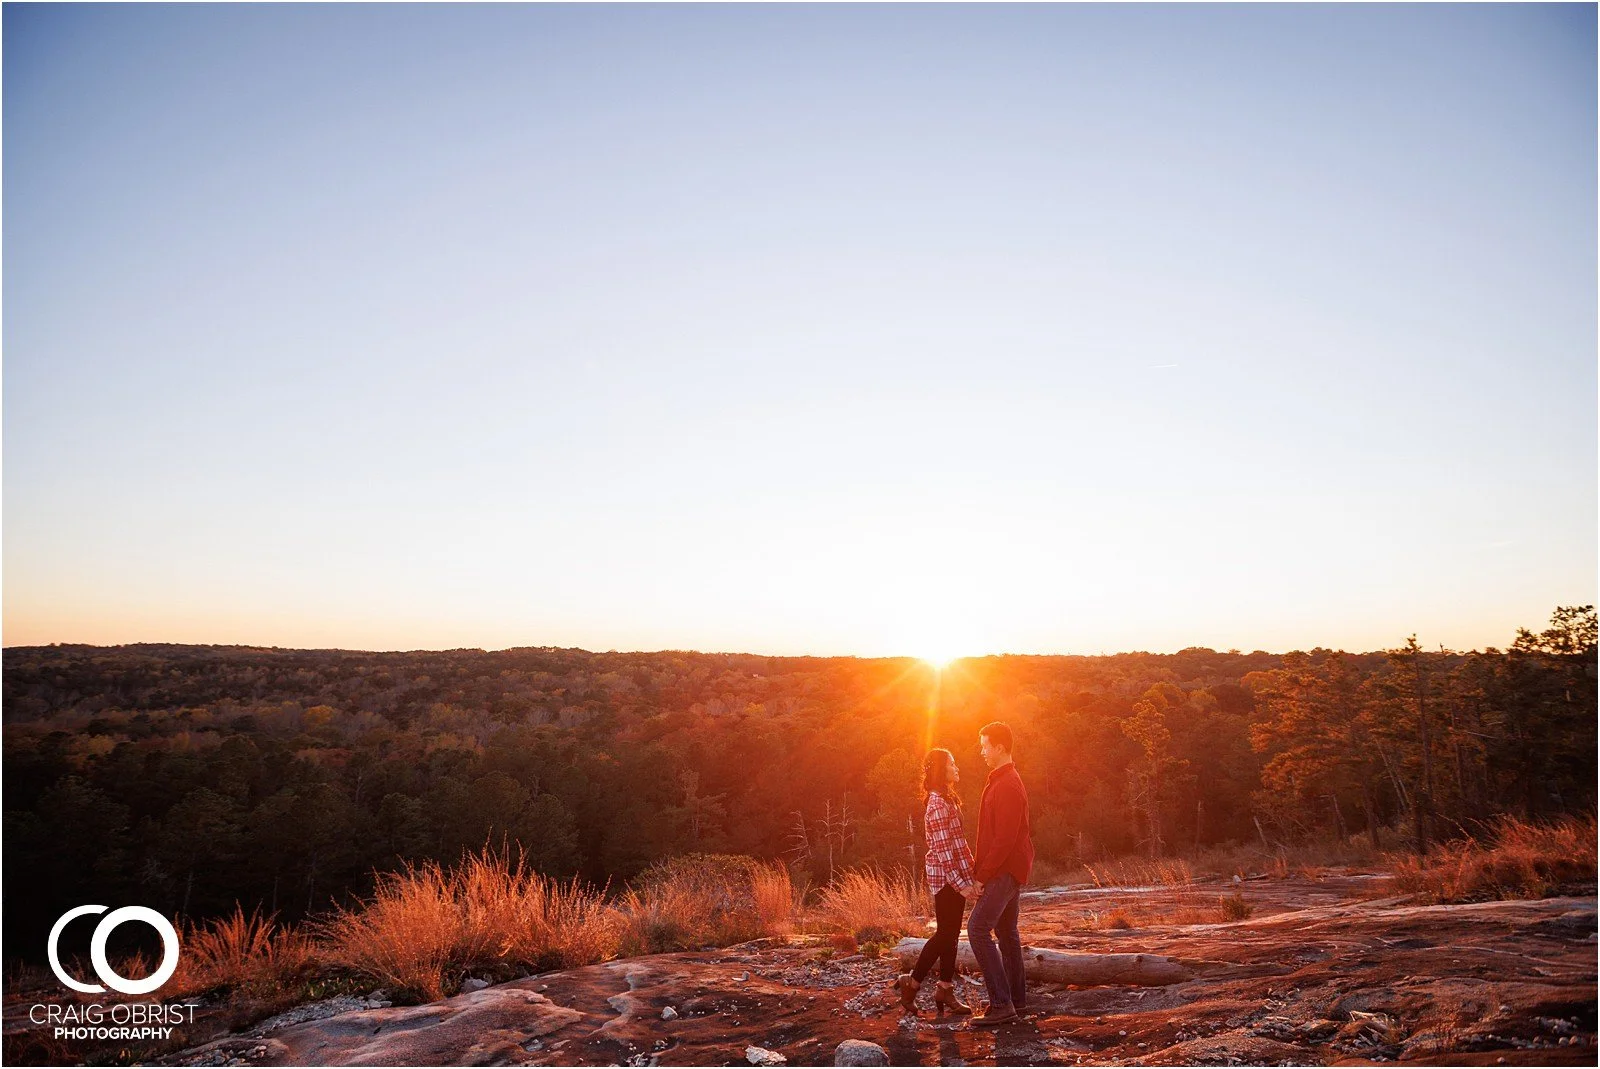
[966,720,1034,1026]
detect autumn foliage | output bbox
[4,606,1593,968]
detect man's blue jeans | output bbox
[967,872,1025,1011]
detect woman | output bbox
[893,747,975,1015]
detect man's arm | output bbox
[973,780,1025,883]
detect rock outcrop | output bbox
[158,875,1596,1067]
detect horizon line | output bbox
[0,637,1527,660]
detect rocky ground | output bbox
[8,874,1596,1066]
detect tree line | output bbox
[4,607,1592,962]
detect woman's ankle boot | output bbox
[894,973,920,1012]
[934,981,972,1015]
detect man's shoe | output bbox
[972,1004,1017,1027]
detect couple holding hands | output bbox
[895,721,1034,1027]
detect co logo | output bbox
[48,905,180,995]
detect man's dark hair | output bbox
[979,721,1014,754]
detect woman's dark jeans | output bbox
[910,885,967,984]
[968,872,1025,1010]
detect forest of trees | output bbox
[4,606,1593,963]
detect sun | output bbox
[895,622,978,671]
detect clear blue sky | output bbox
[4,3,1595,657]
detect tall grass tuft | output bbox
[813,867,923,942]
[1388,815,1598,903]
[618,854,793,954]
[453,850,622,971]
[751,862,797,937]
[319,861,464,1001]
[319,848,621,1000]
[171,907,316,996]
[533,874,626,969]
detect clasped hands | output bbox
[961,881,985,902]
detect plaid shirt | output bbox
[922,791,975,894]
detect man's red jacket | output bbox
[974,761,1034,885]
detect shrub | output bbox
[1219,892,1253,921]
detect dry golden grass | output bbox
[1190,837,1385,880]
[617,854,792,954]
[455,851,622,971]
[319,862,465,1001]
[127,852,803,1006]
[535,876,627,968]
[812,867,923,942]
[319,848,622,1000]
[1082,856,1194,889]
[1035,835,1390,889]
[1388,815,1598,903]
[1071,897,1247,930]
[751,862,796,937]
[169,907,316,996]
[617,882,702,955]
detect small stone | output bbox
[746,1047,787,1066]
[1118,1030,1127,1037]
[460,977,490,993]
[834,1039,890,1066]
[661,1006,678,1020]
